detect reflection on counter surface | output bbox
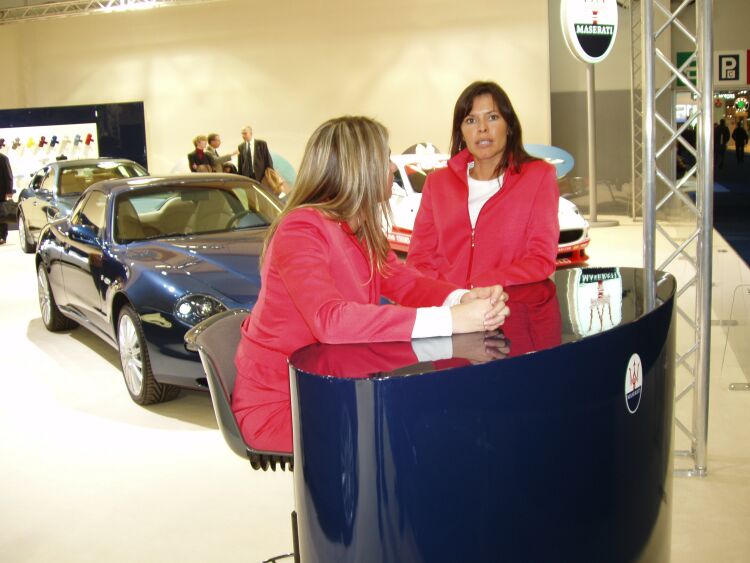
[240,266,672,464]
[236,276,563,455]
[288,267,677,563]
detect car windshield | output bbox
[402,160,447,193]
[59,162,147,196]
[114,183,280,243]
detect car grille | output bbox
[559,229,584,245]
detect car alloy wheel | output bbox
[37,263,77,331]
[118,312,144,398]
[37,267,51,326]
[117,305,180,405]
[19,213,35,254]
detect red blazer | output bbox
[233,208,458,443]
[406,149,560,288]
[240,207,458,361]
[234,341,421,454]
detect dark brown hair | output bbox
[449,81,535,175]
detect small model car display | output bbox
[35,174,282,405]
[17,158,148,253]
[386,148,590,266]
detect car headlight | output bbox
[174,294,227,326]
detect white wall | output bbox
[0,0,552,174]
[674,0,748,54]
[2,24,22,103]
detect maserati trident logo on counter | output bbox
[625,353,643,414]
[561,0,619,64]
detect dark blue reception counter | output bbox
[288,267,676,563]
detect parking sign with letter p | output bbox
[719,54,739,81]
[713,50,748,87]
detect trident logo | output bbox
[588,280,613,332]
[629,358,641,390]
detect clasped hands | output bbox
[450,284,510,334]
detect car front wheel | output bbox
[19,212,35,254]
[117,305,180,405]
[37,263,77,331]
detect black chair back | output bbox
[186,309,293,471]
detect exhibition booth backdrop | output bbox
[0,102,147,191]
[0,0,552,176]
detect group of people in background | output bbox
[187,132,233,173]
[187,125,281,189]
[714,117,749,171]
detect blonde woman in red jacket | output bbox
[407,81,560,289]
[232,116,510,448]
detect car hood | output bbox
[121,230,265,306]
[558,197,589,229]
[52,195,79,218]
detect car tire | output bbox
[18,212,35,254]
[37,263,78,332]
[117,305,180,405]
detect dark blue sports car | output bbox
[35,174,283,405]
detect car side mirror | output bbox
[392,184,407,198]
[69,224,99,245]
[46,206,62,221]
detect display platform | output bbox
[288,267,676,563]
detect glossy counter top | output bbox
[288,267,677,563]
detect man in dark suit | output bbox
[206,133,238,173]
[714,119,730,171]
[0,152,13,244]
[732,119,748,164]
[238,125,273,182]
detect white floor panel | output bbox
[1,217,748,562]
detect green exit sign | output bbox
[676,51,697,87]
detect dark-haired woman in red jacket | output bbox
[407,81,560,288]
[232,116,510,448]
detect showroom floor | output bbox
[1,217,748,563]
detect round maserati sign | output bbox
[625,353,643,414]
[561,0,619,64]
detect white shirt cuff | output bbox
[412,306,453,339]
[443,289,469,307]
[411,336,454,362]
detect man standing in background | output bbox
[714,119,730,171]
[732,119,748,164]
[238,125,273,182]
[0,151,13,244]
[206,133,238,173]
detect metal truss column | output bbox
[641,0,713,477]
[630,0,644,221]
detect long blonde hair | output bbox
[262,116,393,275]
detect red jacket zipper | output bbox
[464,174,506,288]
[466,228,475,288]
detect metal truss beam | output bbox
[640,0,713,478]
[0,0,223,25]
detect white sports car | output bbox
[387,151,590,266]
